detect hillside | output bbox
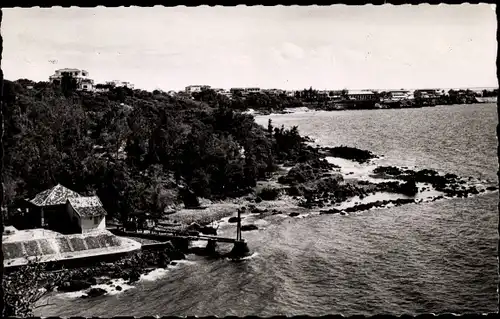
[2,79,312,226]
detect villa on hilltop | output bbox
[49,68,135,93]
[185,85,211,94]
[49,68,94,92]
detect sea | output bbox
[35,103,498,316]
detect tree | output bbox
[3,258,67,317]
[60,73,77,97]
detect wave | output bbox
[139,268,170,282]
[226,252,259,262]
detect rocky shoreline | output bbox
[10,241,188,301]
[21,144,498,304]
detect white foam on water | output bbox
[296,212,320,219]
[334,192,409,210]
[173,259,197,266]
[139,268,170,282]
[190,240,207,248]
[283,107,311,114]
[325,157,385,183]
[226,252,259,262]
[241,252,259,260]
[61,290,87,299]
[244,217,270,227]
[92,278,135,295]
[59,278,135,299]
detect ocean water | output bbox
[35,103,498,316]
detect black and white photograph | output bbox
[0,4,498,317]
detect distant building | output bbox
[414,89,440,99]
[94,83,114,93]
[347,90,377,101]
[329,90,344,99]
[245,87,261,94]
[230,88,245,94]
[106,80,135,89]
[387,90,412,101]
[185,85,211,94]
[263,89,284,95]
[49,68,94,91]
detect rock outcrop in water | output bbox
[241,224,259,231]
[318,146,378,163]
[371,166,482,198]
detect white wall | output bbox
[81,215,106,233]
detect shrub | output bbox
[257,187,281,201]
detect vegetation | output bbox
[3,259,66,317]
[257,187,281,201]
[2,79,315,228]
[189,87,498,113]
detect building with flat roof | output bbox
[185,85,211,94]
[347,90,377,101]
[106,80,135,89]
[49,68,94,91]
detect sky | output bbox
[2,5,498,91]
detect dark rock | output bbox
[228,216,240,223]
[199,226,217,235]
[486,186,498,191]
[59,279,92,292]
[241,224,259,231]
[319,208,342,215]
[373,166,403,176]
[186,222,201,232]
[170,261,178,266]
[289,212,300,217]
[162,242,186,260]
[115,286,122,291]
[399,180,418,196]
[227,241,251,259]
[320,146,377,163]
[250,206,267,214]
[127,269,141,284]
[84,287,107,298]
[255,196,263,203]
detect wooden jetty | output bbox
[109,208,250,258]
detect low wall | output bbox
[476,97,497,103]
[3,229,141,268]
[109,230,191,252]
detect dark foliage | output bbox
[257,187,281,201]
[2,80,313,228]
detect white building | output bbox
[387,90,412,101]
[49,68,94,91]
[245,87,261,94]
[185,85,211,94]
[66,196,107,233]
[106,80,135,89]
[347,90,377,101]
